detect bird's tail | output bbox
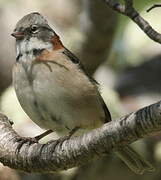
[115,145,155,174]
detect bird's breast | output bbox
[13,54,105,133]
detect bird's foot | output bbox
[15,136,38,154]
[15,129,53,154]
[45,126,80,148]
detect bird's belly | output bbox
[13,65,56,130]
[13,62,104,133]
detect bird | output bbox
[11,12,154,174]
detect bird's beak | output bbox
[11,31,24,40]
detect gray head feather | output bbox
[15,12,48,30]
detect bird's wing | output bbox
[63,48,112,123]
[62,48,98,85]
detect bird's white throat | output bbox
[16,37,53,62]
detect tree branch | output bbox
[0,101,161,173]
[103,0,161,44]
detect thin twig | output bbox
[147,4,161,13]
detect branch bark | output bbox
[103,0,161,44]
[0,101,161,173]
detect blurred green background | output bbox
[0,0,161,180]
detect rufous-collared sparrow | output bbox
[11,12,154,174]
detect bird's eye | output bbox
[30,25,38,33]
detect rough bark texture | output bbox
[0,101,161,173]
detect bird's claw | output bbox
[15,137,38,154]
